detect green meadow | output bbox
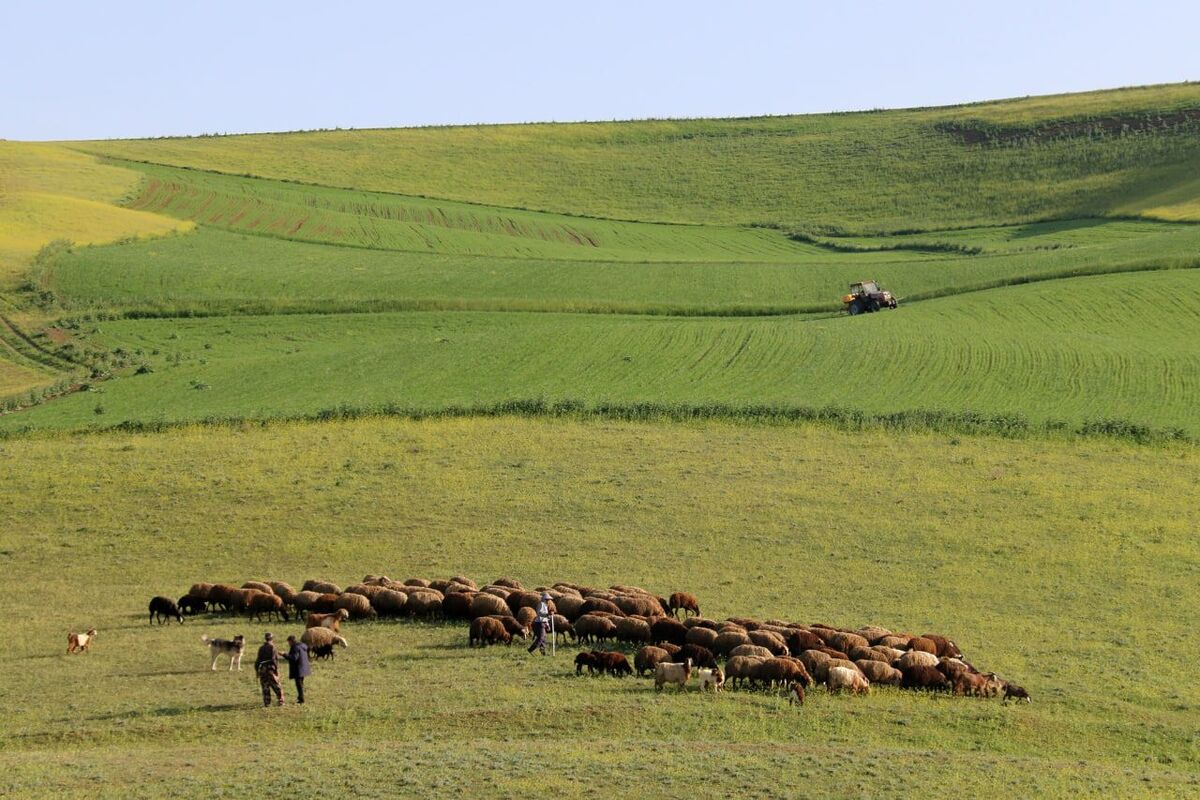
[1,418,1197,797]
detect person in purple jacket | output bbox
[285,634,311,704]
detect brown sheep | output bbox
[951,671,989,697]
[856,659,903,686]
[489,615,530,640]
[241,581,274,594]
[729,644,775,660]
[613,595,664,618]
[345,584,385,601]
[713,630,752,656]
[908,636,939,655]
[372,588,409,617]
[574,614,617,644]
[751,657,811,689]
[302,580,342,595]
[635,646,672,677]
[403,578,432,588]
[593,651,633,677]
[828,631,870,654]
[188,583,214,601]
[469,616,512,647]
[921,633,964,659]
[291,590,321,615]
[469,593,512,619]
[225,588,258,614]
[301,627,348,650]
[670,644,717,669]
[448,575,477,590]
[725,655,767,689]
[748,630,789,656]
[614,617,652,646]
[826,666,870,695]
[310,593,341,614]
[481,586,511,599]
[858,626,893,644]
[799,649,833,682]
[207,584,238,612]
[897,650,940,671]
[575,651,599,675]
[1003,682,1031,704]
[580,597,623,617]
[245,592,289,622]
[877,635,911,650]
[849,646,889,663]
[267,582,297,607]
[406,590,443,619]
[901,664,949,692]
[551,615,575,644]
[684,626,720,650]
[335,592,377,620]
[516,606,538,629]
[553,595,585,621]
[491,577,523,590]
[428,579,453,595]
[682,617,719,630]
[441,590,475,620]
[650,617,688,647]
[306,609,350,631]
[786,629,825,653]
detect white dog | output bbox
[201,634,245,671]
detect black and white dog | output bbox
[201,634,245,671]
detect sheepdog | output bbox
[67,629,97,654]
[201,634,246,671]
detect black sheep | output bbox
[148,596,184,625]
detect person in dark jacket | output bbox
[285,634,311,704]
[255,632,284,707]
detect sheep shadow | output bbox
[88,702,246,722]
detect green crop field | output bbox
[1,418,1198,798]
[3,82,1200,798]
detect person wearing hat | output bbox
[285,634,311,704]
[527,592,553,655]
[255,632,284,707]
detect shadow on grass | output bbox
[88,702,247,722]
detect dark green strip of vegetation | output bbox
[2,398,1190,446]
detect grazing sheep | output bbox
[309,593,341,614]
[798,648,832,678]
[951,671,990,697]
[553,595,585,621]
[857,626,893,644]
[575,651,599,675]
[613,595,664,618]
[748,629,789,656]
[489,615,530,640]
[724,655,767,689]
[786,629,825,653]
[712,630,752,656]
[345,584,385,601]
[828,632,870,655]
[697,667,725,693]
[650,617,688,647]
[302,580,343,595]
[580,597,623,617]
[405,590,443,619]
[516,606,537,629]
[187,583,214,601]
[469,616,512,647]
[682,617,719,630]
[301,627,349,651]
[441,590,474,620]
[448,575,477,590]
[901,664,949,692]
[67,629,97,654]
[668,592,700,618]
[908,636,939,655]
[225,588,259,614]
[372,588,409,617]
[241,581,273,594]
[614,617,652,646]
[292,591,322,615]
[751,657,811,690]
[980,673,1005,698]
[897,650,940,671]
[551,615,575,644]
[826,666,870,695]
[670,644,717,669]
[877,635,911,650]
[1003,682,1031,704]
[148,596,184,625]
[849,646,889,663]
[206,584,238,613]
[788,681,806,706]
[684,626,720,650]
[403,578,432,589]
[634,646,672,677]
[481,586,511,599]
[306,609,350,631]
[856,659,903,686]
[267,582,297,608]
[246,591,290,622]
[177,594,207,615]
[592,651,633,677]
[920,633,963,659]
[469,593,512,619]
[492,577,523,590]
[654,658,693,691]
[506,591,548,613]
[334,593,377,620]
[574,614,618,645]
[729,644,774,660]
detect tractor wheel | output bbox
[869,299,881,312]
[847,301,863,315]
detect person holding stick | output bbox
[527,592,552,655]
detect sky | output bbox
[2,0,1197,141]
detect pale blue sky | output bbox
[3,1,1197,140]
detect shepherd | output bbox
[527,592,552,656]
[255,632,284,707]
[285,634,311,704]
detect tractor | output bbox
[842,280,898,315]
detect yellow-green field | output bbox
[1,417,1197,797]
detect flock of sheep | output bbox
[155,574,1031,704]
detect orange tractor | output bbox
[842,280,898,315]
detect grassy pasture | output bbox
[0,417,1197,797]
[5,269,1198,434]
[42,219,1200,317]
[79,84,1200,230]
